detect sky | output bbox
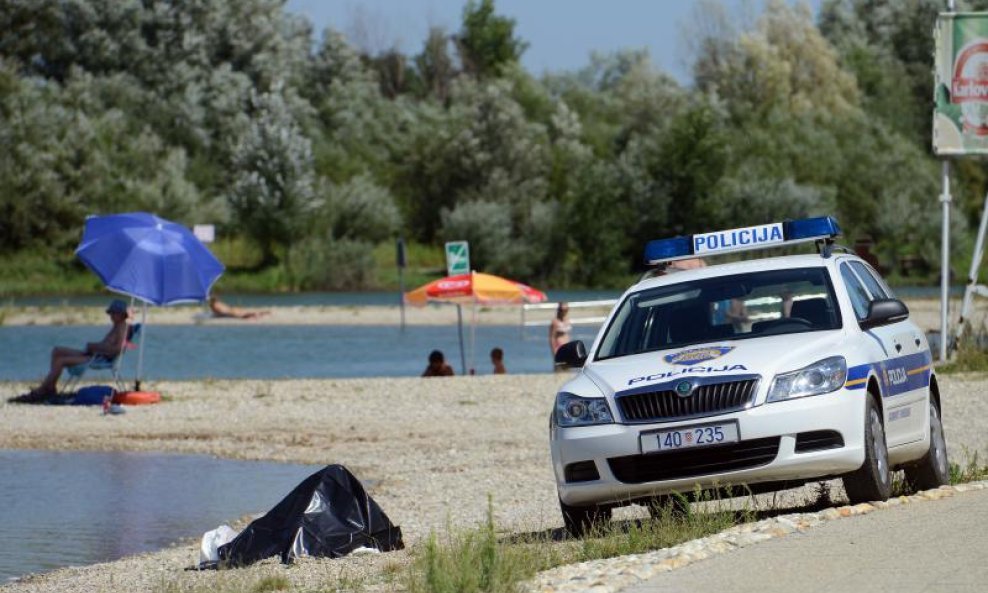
[285,0,824,84]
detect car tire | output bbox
[843,396,891,503]
[903,401,950,491]
[559,499,611,538]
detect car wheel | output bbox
[559,498,611,537]
[647,493,690,520]
[843,396,891,503]
[903,401,950,491]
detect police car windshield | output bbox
[596,268,842,361]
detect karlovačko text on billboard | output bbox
[934,12,988,155]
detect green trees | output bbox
[228,87,317,268]
[0,0,969,291]
[456,0,528,78]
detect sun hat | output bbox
[106,299,129,316]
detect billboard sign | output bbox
[934,12,988,155]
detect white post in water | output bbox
[471,299,477,376]
[456,304,466,375]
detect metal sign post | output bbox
[941,162,952,361]
[944,0,955,363]
[932,0,961,360]
[931,2,988,355]
[396,237,406,332]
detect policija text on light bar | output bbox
[643,217,842,265]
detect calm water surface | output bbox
[0,324,601,382]
[0,450,323,583]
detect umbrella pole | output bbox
[135,303,147,392]
[457,304,466,376]
[471,300,477,375]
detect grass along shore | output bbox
[2,372,988,593]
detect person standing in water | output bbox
[490,347,506,374]
[422,350,454,377]
[549,302,572,355]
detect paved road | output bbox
[626,488,988,593]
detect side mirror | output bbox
[555,340,588,368]
[860,298,909,331]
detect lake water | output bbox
[0,286,955,383]
[0,450,323,583]
[0,324,602,382]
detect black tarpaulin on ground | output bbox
[216,464,403,567]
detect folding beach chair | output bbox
[62,323,142,394]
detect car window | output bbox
[596,267,842,361]
[850,261,890,300]
[852,261,896,299]
[840,263,871,320]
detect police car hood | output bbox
[583,330,846,396]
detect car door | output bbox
[848,261,929,444]
[839,261,925,447]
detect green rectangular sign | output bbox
[445,241,470,276]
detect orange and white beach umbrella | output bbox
[404,272,547,306]
[403,272,547,375]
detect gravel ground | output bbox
[1,370,987,593]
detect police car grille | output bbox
[617,379,758,422]
[607,437,781,484]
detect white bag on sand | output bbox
[199,525,238,565]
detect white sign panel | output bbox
[692,223,784,256]
[193,224,215,243]
[445,241,470,276]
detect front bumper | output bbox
[551,388,867,507]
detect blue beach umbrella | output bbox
[76,212,225,389]
[76,212,224,306]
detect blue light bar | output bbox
[786,216,841,241]
[643,216,841,265]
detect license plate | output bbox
[641,422,739,454]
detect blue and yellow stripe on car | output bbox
[907,364,931,376]
[844,351,932,396]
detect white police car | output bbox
[550,217,949,536]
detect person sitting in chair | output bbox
[209,295,270,319]
[12,299,131,403]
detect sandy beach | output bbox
[1,370,987,593]
[0,301,601,328]
[2,299,988,592]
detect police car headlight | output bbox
[554,392,614,427]
[767,356,847,403]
